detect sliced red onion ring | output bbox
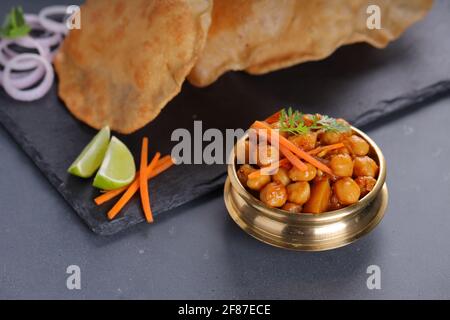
[0,39,12,63]
[39,6,69,35]
[0,63,45,89]
[0,37,50,70]
[17,30,62,49]
[17,14,65,49]
[3,53,54,101]
[24,14,42,28]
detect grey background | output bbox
[1,96,450,299]
[1,0,450,299]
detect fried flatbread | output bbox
[55,0,212,134]
[188,0,433,87]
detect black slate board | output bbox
[0,0,449,235]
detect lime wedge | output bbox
[68,126,111,178]
[93,136,136,190]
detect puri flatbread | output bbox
[55,0,212,134]
[188,0,433,87]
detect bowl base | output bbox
[224,178,389,251]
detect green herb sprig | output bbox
[278,107,310,135]
[277,107,350,135]
[310,114,351,132]
[0,6,31,39]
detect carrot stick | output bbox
[252,121,333,175]
[264,110,282,124]
[308,143,345,156]
[248,158,290,179]
[94,155,173,205]
[139,138,153,223]
[279,145,308,171]
[252,123,307,171]
[107,152,161,221]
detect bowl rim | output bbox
[227,125,387,224]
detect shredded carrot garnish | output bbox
[247,158,290,179]
[279,145,308,171]
[252,121,333,175]
[94,155,173,205]
[107,151,161,221]
[253,124,308,171]
[308,143,345,156]
[139,138,153,223]
[264,110,282,124]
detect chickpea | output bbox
[282,202,303,213]
[237,164,256,186]
[330,153,353,177]
[288,132,318,151]
[303,177,331,214]
[336,118,351,128]
[286,182,311,205]
[353,156,379,178]
[247,174,271,191]
[319,131,345,145]
[288,163,317,182]
[346,135,369,156]
[256,145,279,167]
[327,147,350,157]
[333,177,360,205]
[260,182,287,208]
[354,176,377,197]
[272,167,291,186]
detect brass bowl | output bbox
[224,126,388,251]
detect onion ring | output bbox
[38,6,69,35]
[0,37,50,70]
[3,53,54,101]
[20,14,65,48]
[24,14,43,29]
[0,63,46,90]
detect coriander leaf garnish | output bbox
[314,114,351,132]
[278,107,309,135]
[277,108,350,135]
[0,6,31,39]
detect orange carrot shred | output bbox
[94,155,173,205]
[279,145,308,172]
[139,138,153,223]
[107,151,161,220]
[252,121,333,175]
[252,123,308,171]
[264,110,282,124]
[308,143,345,156]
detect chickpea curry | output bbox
[236,108,379,214]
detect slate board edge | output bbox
[0,80,449,235]
[352,80,450,127]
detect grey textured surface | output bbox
[0,0,449,235]
[1,95,450,299]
